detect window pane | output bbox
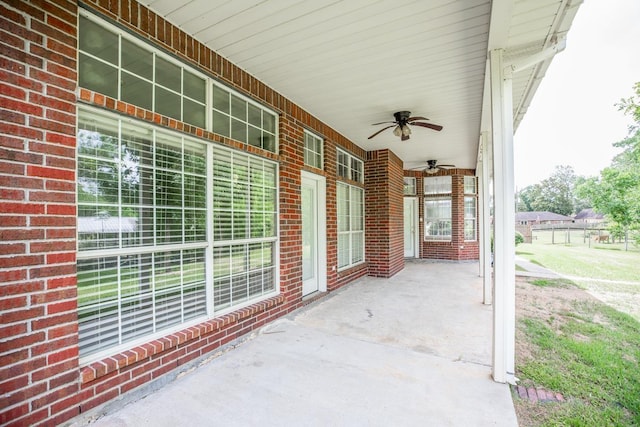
[79,16,118,64]
[213,85,230,114]
[403,177,416,195]
[183,70,206,103]
[212,110,230,137]
[183,98,206,128]
[231,118,247,143]
[121,72,152,111]
[155,86,181,120]
[155,56,181,92]
[261,132,276,152]
[231,95,246,121]
[248,104,261,128]
[424,198,452,240]
[263,112,276,133]
[464,176,477,194]
[79,53,118,99]
[248,126,262,148]
[424,176,452,195]
[121,38,152,79]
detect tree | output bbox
[576,82,640,250]
[517,165,580,216]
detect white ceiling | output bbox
[142,0,581,171]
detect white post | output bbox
[478,132,493,305]
[490,49,516,384]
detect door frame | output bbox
[301,170,327,294]
[404,197,420,258]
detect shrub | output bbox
[515,231,525,246]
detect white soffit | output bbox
[142,0,581,171]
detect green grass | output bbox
[516,242,640,283]
[518,298,640,426]
[529,278,572,288]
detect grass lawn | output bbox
[514,277,640,426]
[516,241,640,321]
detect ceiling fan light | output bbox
[393,126,402,137]
[401,124,411,136]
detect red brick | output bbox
[0,332,45,354]
[32,358,77,383]
[46,276,76,289]
[0,242,25,255]
[31,383,78,410]
[46,252,76,264]
[0,403,29,424]
[47,346,78,365]
[0,322,27,339]
[48,323,78,340]
[0,295,26,310]
[0,202,44,214]
[27,165,74,181]
[45,204,76,216]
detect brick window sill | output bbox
[80,295,285,384]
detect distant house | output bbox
[574,208,605,224]
[515,211,574,225]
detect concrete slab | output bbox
[515,256,561,279]
[78,261,518,427]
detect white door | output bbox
[302,172,326,296]
[404,197,418,258]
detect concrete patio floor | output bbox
[78,261,518,427]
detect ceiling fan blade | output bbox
[411,122,443,131]
[371,120,396,126]
[438,164,456,168]
[407,116,429,122]
[367,125,395,139]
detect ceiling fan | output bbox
[411,159,456,174]
[367,111,443,141]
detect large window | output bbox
[424,176,452,240]
[464,176,477,241]
[337,183,364,269]
[211,147,277,311]
[78,12,278,153]
[77,106,279,360]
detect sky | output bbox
[513,0,640,189]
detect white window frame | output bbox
[424,176,452,241]
[337,182,365,270]
[76,106,280,364]
[336,148,363,183]
[464,176,477,241]
[403,177,416,195]
[78,10,278,153]
[303,130,324,169]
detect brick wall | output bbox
[0,1,80,425]
[365,149,405,278]
[0,1,368,425]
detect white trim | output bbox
[479,132,493,305]
[403,197,419,258]
[301,171,327,294]
[303,130,324,170]
[490,48,516,385]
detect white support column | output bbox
[490,49,516,384]
[479,132,493,305]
